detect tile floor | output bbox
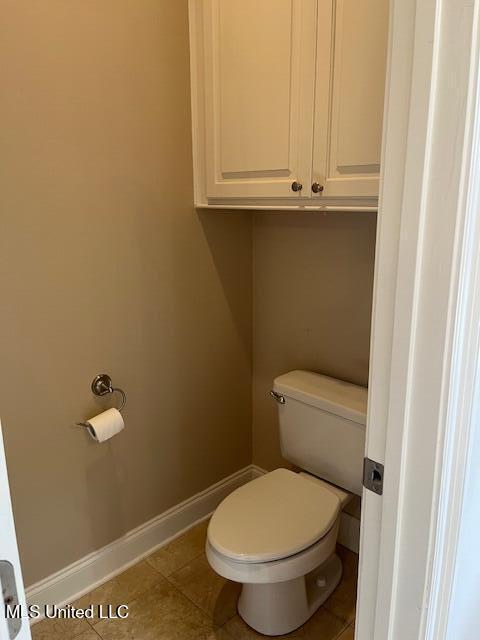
[32,519,357,640]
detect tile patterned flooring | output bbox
[32,520,357,640]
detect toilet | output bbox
[206,370,367,636]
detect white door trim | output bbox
[0,422,31,639]
[421,4,480,636]
[357,0,480,639]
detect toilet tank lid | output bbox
[273,370,368,426]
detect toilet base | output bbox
[237,553,342,636]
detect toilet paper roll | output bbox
[85,408,124,443]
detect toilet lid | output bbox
[208,469,340,563]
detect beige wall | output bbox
[253,212,377,471]
[0,1,252,586]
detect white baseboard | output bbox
[252,465,361,554]
[27,465,256,616]
[250,464,267,479]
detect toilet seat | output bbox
[207,468,341,563]
[206,517,340,585]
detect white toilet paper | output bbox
[85,408,124,443]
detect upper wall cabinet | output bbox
[189,1,389,210]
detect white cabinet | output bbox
[189,0,389,210]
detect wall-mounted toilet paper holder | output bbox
[76,374,127,432]
[90,374,127,412]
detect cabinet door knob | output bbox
[312,182,324,193]
[291,181,303,192]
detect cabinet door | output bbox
[202,0,317,200]
[312,0,389,199]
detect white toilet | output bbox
[206,370,367,636]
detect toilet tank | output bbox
[273,370,368,496]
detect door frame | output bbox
[357,0,480,638]
[0,421,31,639]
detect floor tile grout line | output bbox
[323,606,354,629]
[85,620,104,638]
[163,571,238,629]
[327,608,353,628]
[79,569,166,632]
[321,599,356,626]
[69,624,102,640]
[88,575,174,635]
[332,619,355,640]
[145,546,206,579]
[85,616,96,631]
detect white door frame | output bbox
[0,422,31,639]
[357,0,480,638]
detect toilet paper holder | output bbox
[90,374,127,412]
[76,374,126,433]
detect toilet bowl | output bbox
[206,468,351,636]
[207,370,367,636]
